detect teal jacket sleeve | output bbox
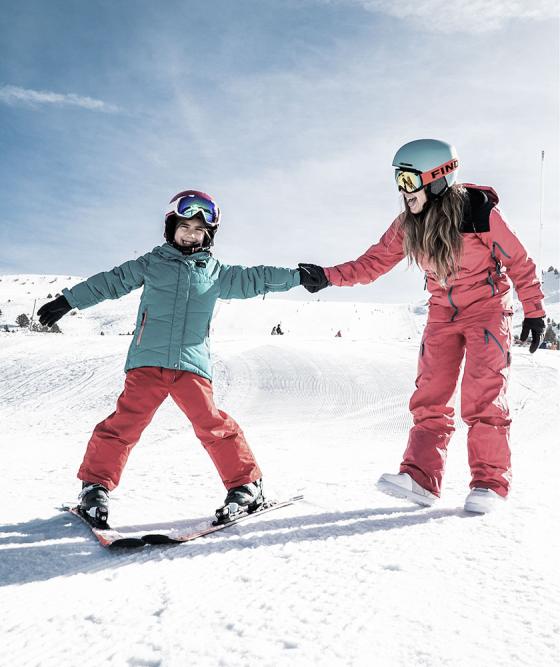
[62,255,148,309]
[218,264,300,300]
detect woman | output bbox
[299,139,546,513]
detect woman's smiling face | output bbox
[403,187,428,215]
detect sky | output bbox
[0,0,558,303]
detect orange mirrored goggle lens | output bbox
[395,170,424,193]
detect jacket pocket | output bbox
[414,337,427,388]
[484,327,509,372]
[136,310,148,346]
[264,281,288,293]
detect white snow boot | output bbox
[377,472,438,507]
[464,487,505,514]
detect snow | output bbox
[1,274,559,666]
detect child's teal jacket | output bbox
[63,243,300,380]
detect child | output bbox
[38,190,301,526]
[299,139,545,513]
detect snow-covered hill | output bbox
[1,274,559,666]
[0,272,429,341]
[2,272,558,342]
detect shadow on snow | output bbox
[0,504,474,587]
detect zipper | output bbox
[484,328,506,358]
[487,270,496,296]
[136,310,147,346]
[178,263,191,365]
[491,241,510,276]
[447,287,459,322]
[492,241,511,259]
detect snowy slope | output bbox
[0,273,427,341]
[3,272,557,341]
[1,275,559,667]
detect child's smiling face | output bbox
[174,217,208,248]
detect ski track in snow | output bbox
[1,306,559,665]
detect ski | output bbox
[142,495,304,545]
[61,505,146,549]
[61,494,303,548]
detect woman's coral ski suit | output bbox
[324,185,545,497]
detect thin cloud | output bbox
[330,0,558,32]
[0,85,119,112]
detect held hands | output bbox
[298,263,329,293]
[520,317,546,353]
[37,295,72,327]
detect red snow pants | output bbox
[78,367,262,491]
[400,306,513,497]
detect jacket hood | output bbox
[461,183,499,206]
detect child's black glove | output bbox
[298,263,329,293]
[520,316,546,353]
[37,295,72,327]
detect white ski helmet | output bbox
[392,139,459,197]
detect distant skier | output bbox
[271,325,278,335]
[335,330,342,338]
[275,322,284,335]
[299,139,546,513]
[37,190,301,526]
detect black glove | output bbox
[298,263,329,293]
[520,316,546,354]
[37,295,72,327]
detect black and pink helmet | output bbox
[164,190,221,245]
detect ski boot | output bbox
[78,482,110,528]
[215,478,265,525]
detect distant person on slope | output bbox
[37,190,301,527]
[298,139,545,514]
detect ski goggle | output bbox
[395,158,459,194]
[395,170,424,193]
[165,193,220,226]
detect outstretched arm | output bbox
[61,255,149,310]
[218,264,300,300]
[37,256,148,328]
[39,255,148,327]
[323,217,405,287]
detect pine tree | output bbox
[544,324,558,345]
[16,313,30,328]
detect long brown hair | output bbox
[401,184,467,285]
